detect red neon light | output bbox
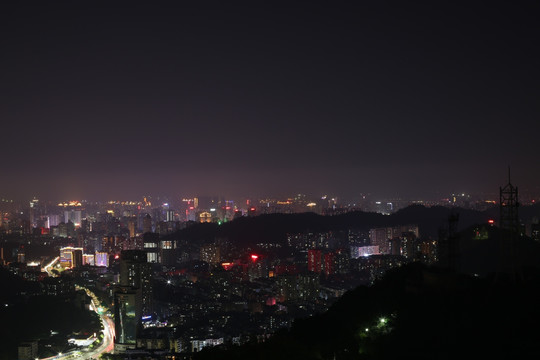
[488,219,494,224]
[251,254,259,261]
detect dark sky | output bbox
[1,1,539,201]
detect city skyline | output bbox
[0,189,515,206]
[0,174,535,204]
[1,2,539,201]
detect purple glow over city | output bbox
[2,2,540,360]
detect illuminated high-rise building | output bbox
[307,249,323,273]
[369,225,419,255]
[401,232,417,259]
[166,210,175,222]
[350,245,380,258]
[323,252,335,276]
[83,254,95,266]
[198,211,212,223]
[389,237,401,256]
[160,240,176,266]
[59,246,84,268]
[17,248,25,263]
[18,341,38,360]
[29,198,39,229]
[64,210,82,227]
[200,244,220,265]
[369,228,391,254]
[95,251,109,267]
[143,232,159,263]
[128,218,136,238]
[48,214,61,227]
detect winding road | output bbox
[38,260,115,360]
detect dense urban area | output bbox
[3,188,540,359]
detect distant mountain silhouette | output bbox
[166,205,497,247]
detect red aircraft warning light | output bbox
[251,254,259,262]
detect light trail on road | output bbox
[38,287,115,360]
[42,257,59,277]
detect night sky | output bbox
[1,1,539,201]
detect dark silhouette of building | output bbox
[142,214,152,234]
[120,250,153,316]
[71,249,83,268]
[114,286,141,353]
[437,212,460,271]
[114,249,153,353]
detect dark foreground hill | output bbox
[194,262,540,360]
[0,269,101,360]
[457,225,540,277]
